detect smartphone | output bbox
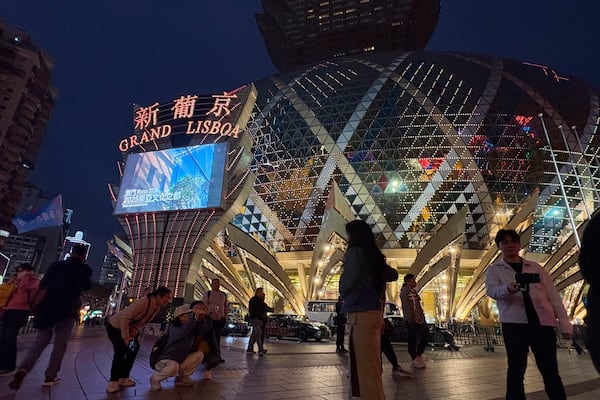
[128,339,139,353]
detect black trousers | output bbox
[106,323,139,382]
[502,323,566,400]
[336,323,346,349]
[584,285,600,372]
[407,323,428,360]
[0,309,29,371]
[212,319,225,355]
[381,333,398,367]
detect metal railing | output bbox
[447,323,587,351]
[448,324,504,347]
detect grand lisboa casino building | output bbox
[112,1,598,323]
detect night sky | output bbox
[1,0,599,277]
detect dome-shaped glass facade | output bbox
[237,51,600,256]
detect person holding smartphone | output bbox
[105,286,172,393]
[149,304,205,391]
[202,278,228,358]
[485,229,572,400]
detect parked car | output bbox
[223,315,250,337]
[385,315,459,350]
[265,313,330,342]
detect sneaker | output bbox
[174,376,193,387]
[149,376,162,392]
[106,381,120,393]
[118,377,136,387]
[411,359,426,369]
[258,349,267,356]
[392,366,412,377]
[42,377,61,387]
[203,370,212,380]
[0,369,14,377]
[246,349,256,353]
[416,354,428,365]
[8,369,26,390]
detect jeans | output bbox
[19,318,75,379]
[106,323,140,382]
[247,319,265,352]
[407,322,428,360]
[0,309,29,371]
[502,323,566,400]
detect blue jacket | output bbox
[339,247,398,313]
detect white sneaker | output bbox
[149,376,162,391]
[411,359,426,368]
[42,377,61,387]
[392,366,412,377]
[106,381,120,393]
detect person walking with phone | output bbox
[485,229,572,400]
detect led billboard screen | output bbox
[114,143,227,215]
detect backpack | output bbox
[149,333,169,369]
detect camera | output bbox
[128,339,139,353]
[515,272,540,291]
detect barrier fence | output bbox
[448,324,504,347]
[447,323,586,351]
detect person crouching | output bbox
[150,305,204,391]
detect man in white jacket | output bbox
[485,229,572,400]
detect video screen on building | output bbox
[114,143,227,215]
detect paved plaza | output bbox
[0,326,598,400]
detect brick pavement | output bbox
[0,325,598,400]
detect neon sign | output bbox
[119,87,249,152]
[522,62,569,83]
